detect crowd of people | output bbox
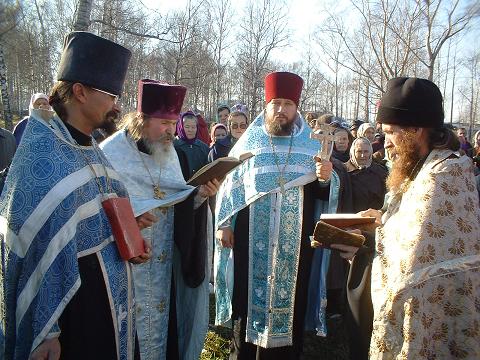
[0,31,479,360]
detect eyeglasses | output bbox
[231,123,247,130]
[91,87,119,104]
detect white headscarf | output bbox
[29,93,54,121]
[349,137,373,170]
[357,123,375,141]
[473,130,480,148]
[29,93,49,114]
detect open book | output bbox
[320,213,375,228]
[187,152,254,186]
[311,221,366,249]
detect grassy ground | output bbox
[202,295,349,360]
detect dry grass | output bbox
[204,295,349,359]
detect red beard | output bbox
[386,129,423,192]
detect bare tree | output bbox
[319,0,424,94]
[0,1,21,129]
[236,0,290,119]
[160,1,204,84]
[417,0,480,81]
[33,0,53,85]
[206,0,233,107]
[458,51,480,135]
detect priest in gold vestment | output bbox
[357,77,479,360]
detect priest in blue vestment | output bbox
[215,71,341,359]
[1,32,151,360]
[101,79,219,360]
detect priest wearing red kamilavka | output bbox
[214,71,340,359]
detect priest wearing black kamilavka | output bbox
[1,32,153,360]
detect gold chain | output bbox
[132,139,165,199]
[268,130,294,195]
[75,140,113,196]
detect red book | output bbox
[102,197,145,261]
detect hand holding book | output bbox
[187,152,254,186]
[197,178,221,197]
[311,221,366,249]
[102,197,151,262]
[331,228,363,260]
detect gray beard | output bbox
[143,139,177,169]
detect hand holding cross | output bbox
[310,123,340,161]
[310,123,339,182]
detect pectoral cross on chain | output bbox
[310,123,340,161]
[153,185,166,199]
[278,176,287,195]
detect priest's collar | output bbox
[63,121,92,146]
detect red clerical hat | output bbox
[137,79,187,119]
[264,72,304,106]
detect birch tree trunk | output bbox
[73,0,93,31]
[0,45,13,130]
[34,0,53,85]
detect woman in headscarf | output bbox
[195,112,212,145]
[356,123,376,143]
[227,110,249,145]
[344,137,388,212]
[174,110,210,180]
[13,93,54,145]
[331,126,354,162]
[472,130,480,174]
[208,123,231,162]
[342,137,388,360]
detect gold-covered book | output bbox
[319,214,375,228]
[311,221,366,249]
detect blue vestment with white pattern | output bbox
[100,130,210,360]
[0,116,135,359]
[214,113,340,348]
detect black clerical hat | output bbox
[376,77,444,128]
[56,32,131,96]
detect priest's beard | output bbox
[265,112,295,136]
[143,135,177,169]
[386,130,422,193]
[99,110,119,136]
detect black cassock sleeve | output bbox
[345,231,376,360]
[173,148,209,288]
[173,192,208,288]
